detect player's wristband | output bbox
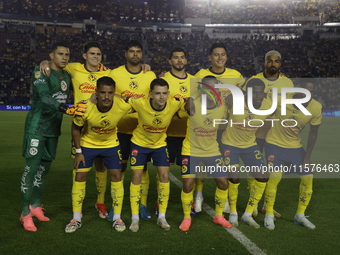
[75,148,82,154]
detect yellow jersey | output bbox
[129,97,185,149]
[72,97,132,148]
[163,71,194,137]
[65,63,111,103]
[109,65,157,134]
[222,98,273,148]
[266,99,322,148]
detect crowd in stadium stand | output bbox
[1,1,340,24]
[0,22,339,110]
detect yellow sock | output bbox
[228,181,240,213]
[111,181,124,215]
[297,174,313,215]
[265,172,282,215]
[158,181,170,214]
[247,175,256,195]
[130,182,141,215]
[72,181,86,213]
[181,190,193,219]
[195,178,204,192]
[140,170,149,206]
[215,187,228,216]
[245,180,266,214]
[96,170,107,204]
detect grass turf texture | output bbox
[1,111,339,255]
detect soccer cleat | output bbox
[190,203,197,216]
[139,204,151,221]
[20,214,37,232]
[179,218,192,231]
[213,215,232,228]
[65,219,82,233]
[241,215,260,229]
[95,203,108,219]
[223,199,230,213]
[157,217,171,231]
[129,219,140,232]
[194,197,203,213]
[112,219,126,232]
[294,215,316,230]
[228,213,239,227]
[252,204,258,217]
[264,214,275,230]
[106,207,114,221]
[30,205,50,221]
[261,204,281,218]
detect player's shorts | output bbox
[130,143,169,170]
[76,146,122,172]
[221,144,265,177]
[166,136,184,166]
[181,155,226,178]
[117,132,132,162]
[265,143,312,175]
[22,133,58,161]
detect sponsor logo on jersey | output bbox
[121,90,145,97]
[35,71,41,79]
[33,78,45,85]
[152,117,163,126]
[142,124,167,133]
[131,149,138,156]
[203,117,213,126]
[224,150,230,157]
[182,157,189,165]
[268,154,275,161]
[100,119,111,127]
[30,139,39,147]
[61,80,67,91]
[193,127,215,137]
[52,91,68,103]
[181,165,188,174]
[91,127,116,134]
[79,83,96,94]
[88,74,97,82]
[179,85,188,94]
[130,156,136,165]
[29,147,38,156]
[129,81,139,90]
[172,94,188,99]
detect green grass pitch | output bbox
[1,111,339,255]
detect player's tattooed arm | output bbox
[72,122,85,170]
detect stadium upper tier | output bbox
[0,0,340,24]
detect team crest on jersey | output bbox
[181,165,188,174]
[88,74,97,82]
[30,139,39,147]
[60,80,67,91]
[35,71,41,79]
[100,119,111,127]
[129,81,139,90]
[182,158,189,165]
[268,154,275,161]
[131,149,138,156]
[152,117,163,126]
[179,85,188,94]
[203,117,213,126]
[130,157,136,165]
[29,147,38,156]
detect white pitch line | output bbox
[170,173,267,255]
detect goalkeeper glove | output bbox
[59,101,87,116]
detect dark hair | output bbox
[97,76,115,90]
[168,47,186,60]
[246,78,265,90]
[51,42,69,53]
[202,75,218,85]
[209,43,227,55]
[126,40,143,51]
[84,41,102,53]
[299,75,316,88]
[150,78,169,91]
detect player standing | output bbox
[20,43,84,231]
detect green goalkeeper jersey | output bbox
[24,66,71,137]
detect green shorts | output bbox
[22,133,59,161]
